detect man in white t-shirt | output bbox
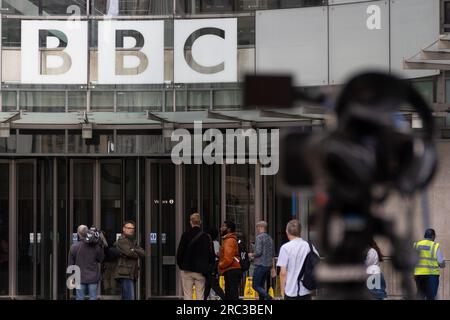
[277,219,319,300]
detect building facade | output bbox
[0,0,447,299]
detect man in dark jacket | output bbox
[176,213,215,300]
[114,220,145,300]
[68,225,105,300]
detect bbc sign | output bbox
[21,18,237,84]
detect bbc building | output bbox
[0,0,448,299]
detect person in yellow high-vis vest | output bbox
[414,229,446,300]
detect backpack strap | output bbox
[296,241,313,297]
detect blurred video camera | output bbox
[244,72,437,199]
[244,72,438,299]
[84,226,101,246]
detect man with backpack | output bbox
[176,213,215,300]
[68,225,105,300]
[249,221,274,300]
[218,220,242,300]
[277,219,320,300]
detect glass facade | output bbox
[0,0,329,114]
[0,0,444,300]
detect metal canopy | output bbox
[404,36,450,70]
[0,109,324,131]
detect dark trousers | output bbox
[252,265,272,300]
[224,269,241,300]
[415,275,439,300]
[204,273,226,300]
[284,294,312,300]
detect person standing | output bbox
[414,228,446,300]
[68,225,104,300]
[365,239,387,300]
[249,221,274,300]
[114,220,145,300]
[218,220,241,300]
[277,219,319,300]
[176,213,215,300]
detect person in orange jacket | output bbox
[218,220,241,300]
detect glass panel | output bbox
[68,91,87,111]
[36,159,53,299]
[213,90,241,110]
[2,91,17,112]
[238,16,255,46]
[116,131,164,154]
[165,90,187,111]
[93,0,173,15]
[57,159,68,299]
[201,164,221,231]
[17,130,65,154]
[91,91,114,111]
[17,162,34,295]
[67,130,113,154]
[226,164,255,249]
[412,80,434,104]
[19,92,66,112]
[73,161,94,228]
[184,165,199,230]
[124,159,137,222]
[445,2,450,25]
[150,163,176,296]
[0,163,9,295]
[2,0,87,15]
[175,0,325,14]
[160,163,176,296]
[0,130,17,154]
[265,175,294,252]
[117,91,163,112]
[150,163,159,296]
[2,18,20,47]
[188,91,210,110]
[100,160,122,296]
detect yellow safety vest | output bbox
[414,239,440,276]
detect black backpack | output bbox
[237,239,250,272]
[297,241,320,292]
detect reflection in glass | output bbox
[150,163,176,296]
[117,91,163,112]
[226,164,255,248]
[0,131,17,154]
[100,160,122,295]
[188,91,210,111]
[93,0,172,15]
[57,159,69,299]
[19,92,66,112]
[16,130,65,154]
[68,130,113,154]
[2,0,87,15]
[213,90,241,110]
[0,164,9,295]
[73,161,94,228]
[17,162,34,295]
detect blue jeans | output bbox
[368,272,387,300]
[252,265,272,300]
[76,283,98,300]
[119,278,135,300]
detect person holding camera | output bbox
[114,220,145,300]
[68,225,105,300]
